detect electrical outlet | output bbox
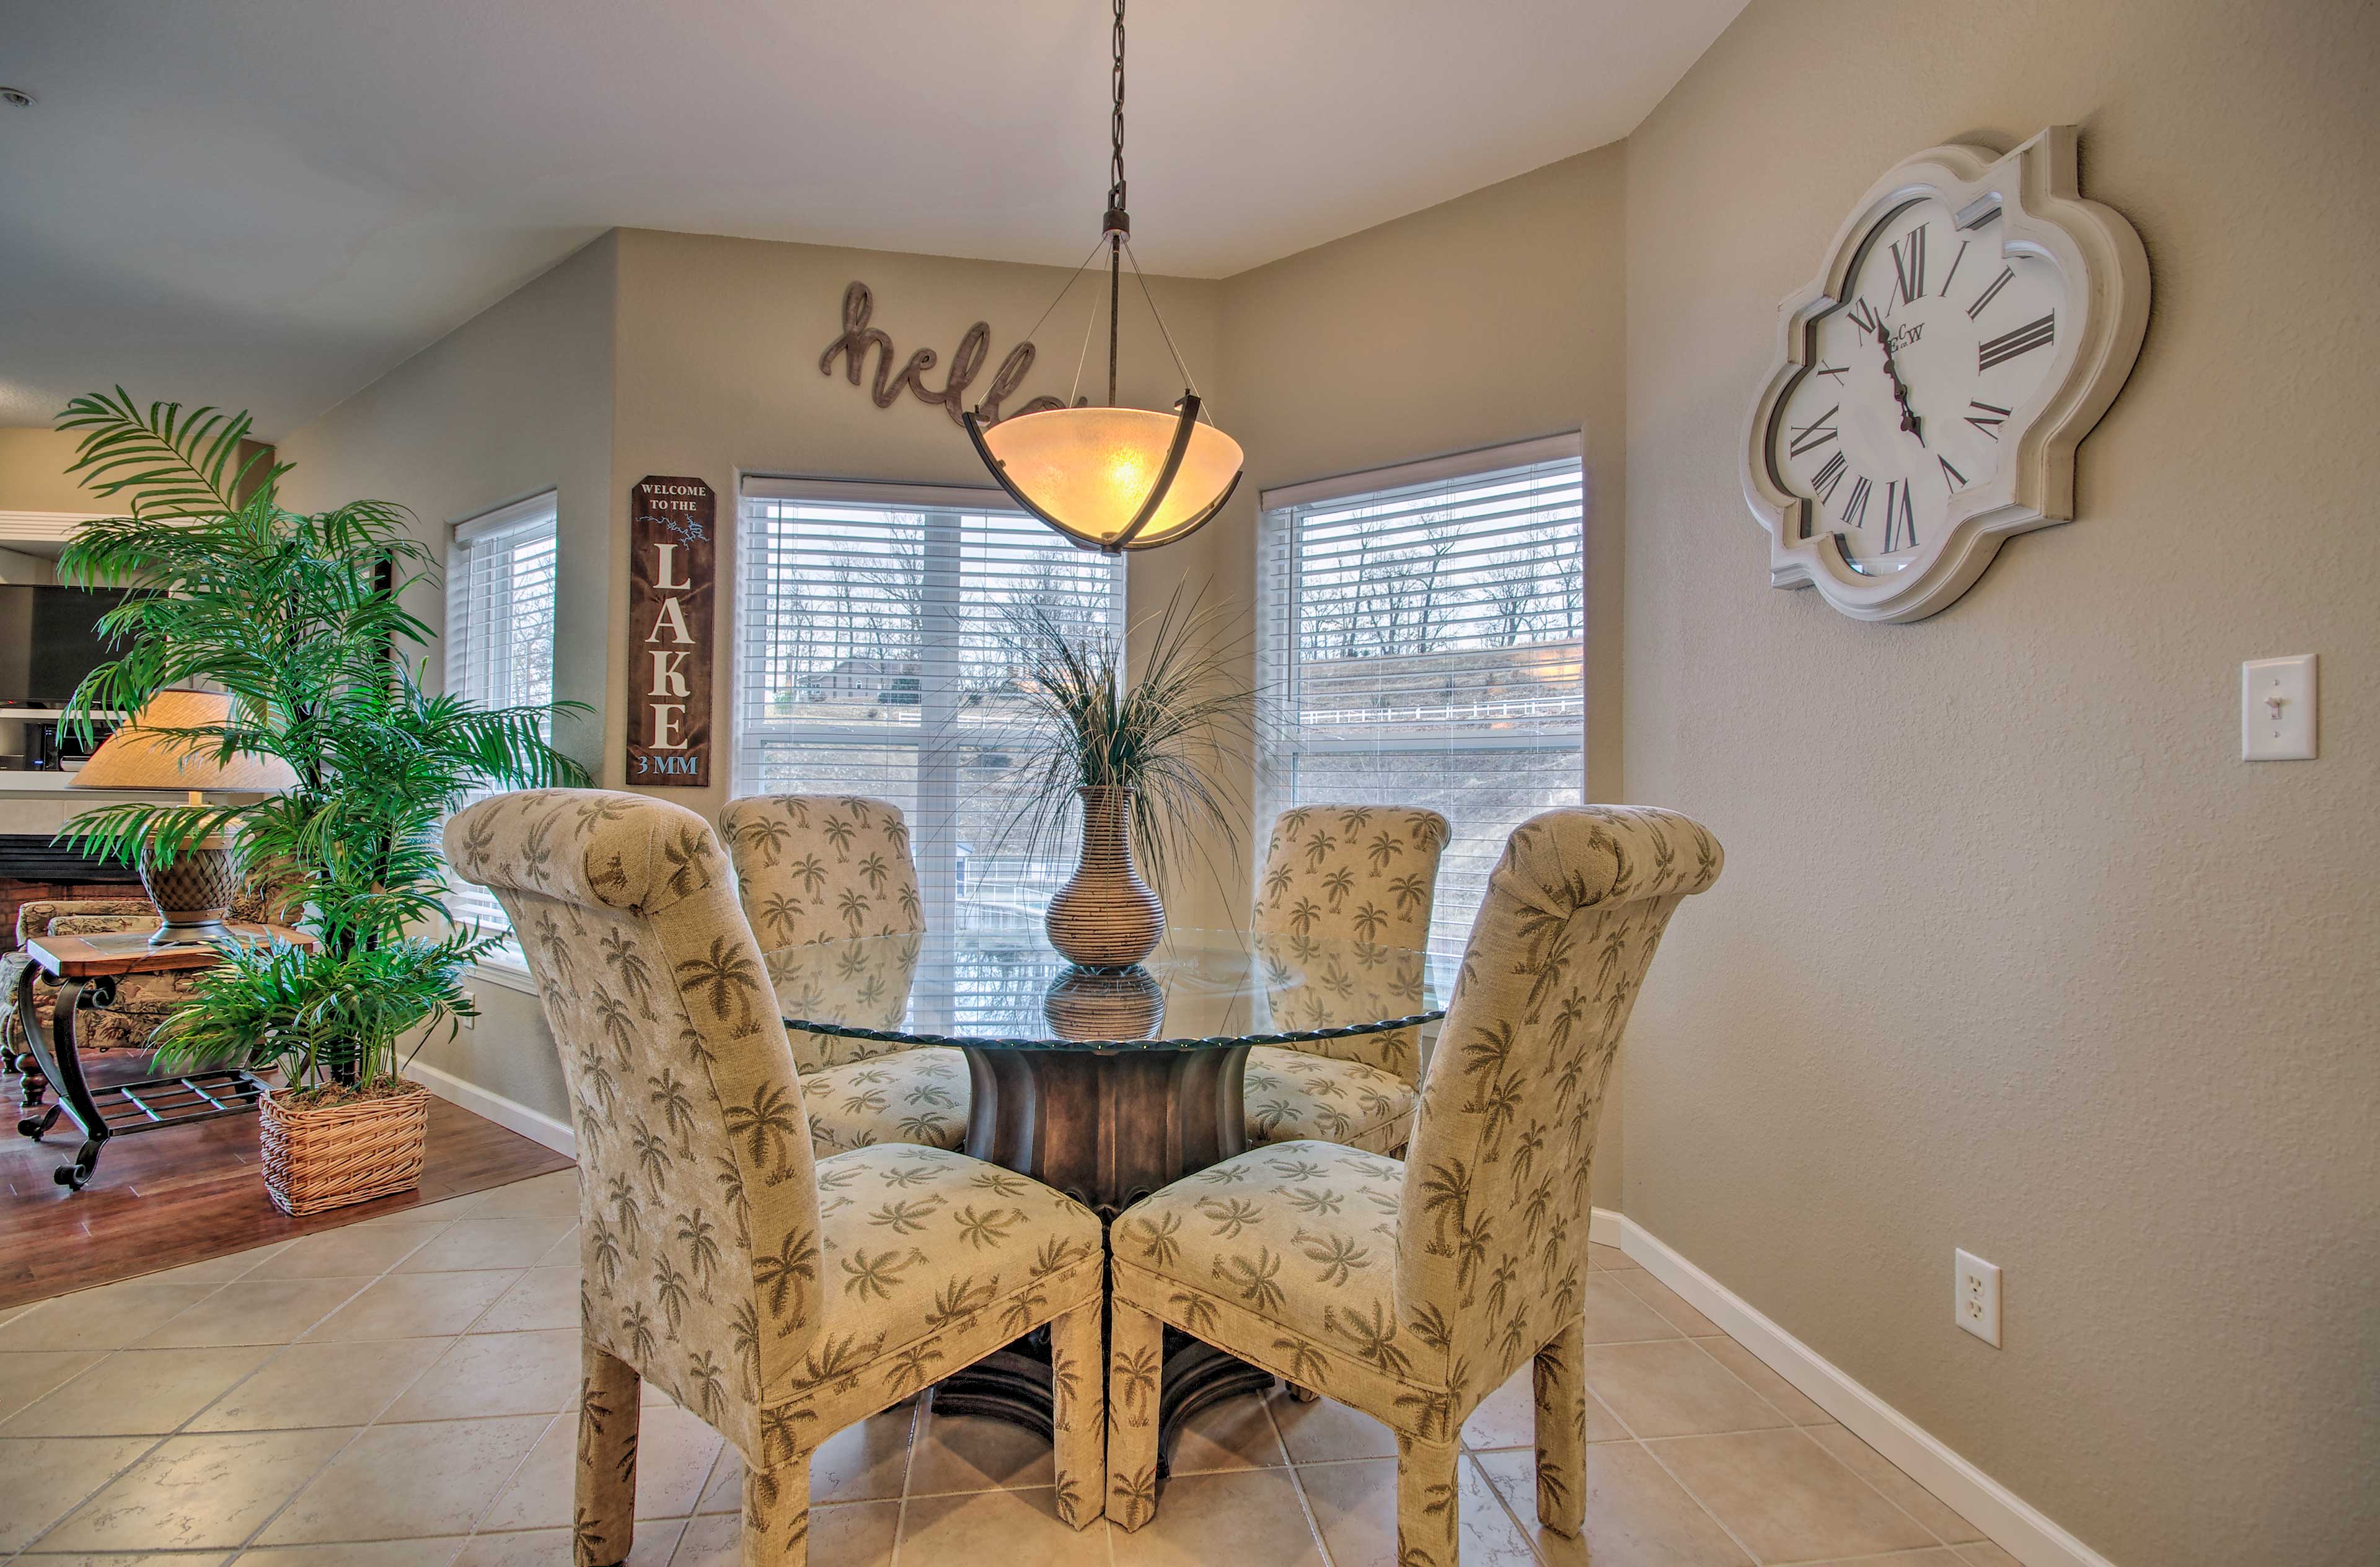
[1955,1250,2001,1347]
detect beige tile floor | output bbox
[0,1169,2015,1566]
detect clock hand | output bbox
[1870,313,1926,445]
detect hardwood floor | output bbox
[0,1050,573,1309]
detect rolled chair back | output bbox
[446,788,824,1457]
[720,794,924,1073]
[1396,805,1721,1395]
[1253,803,1450,1081]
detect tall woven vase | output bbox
[1045,784,1165,970]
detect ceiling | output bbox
[0,0,1746,435]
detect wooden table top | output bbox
[24,923,315,978]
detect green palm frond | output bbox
[976,582,1260,906]
[56,387,289,520]
[46,386,591,1090]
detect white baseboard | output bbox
[403,1058,577,1160]
[1595,1208,2115,1567]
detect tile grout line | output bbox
[1673,1329,1983,1551]
[4,1238,400,1560]
[1260,1393,1337,1566]
[887,1385,930,1567]
[1459,1444,1551,1565]
[0,1427,177,1565]
[462,1407,571,1542]
[1568,1338,1766,1566]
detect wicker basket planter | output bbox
[259,1082,432,1216]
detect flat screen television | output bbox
[0,585,131,706]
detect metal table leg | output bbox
[9,961,49,1112]
[18,973,108,1189]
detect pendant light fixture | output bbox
[965,0,1243,553]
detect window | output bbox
[1258,437,1584,957]
[734,478,1125,933]
[446,491,559,954]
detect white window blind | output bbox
[734,478,1125,933]
[445,493,559,953]
[1258,437,1585,957]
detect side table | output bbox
[13,923,311,1191]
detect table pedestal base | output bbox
[940,1038,1274,1468]
[933,1325,1275,1479]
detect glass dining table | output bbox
[765,922,1450,1461]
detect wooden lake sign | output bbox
[627,475,715,788]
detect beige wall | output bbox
[608,226,1222,821]
[0,428,107,514]
[1207,141,1630,1192]
[1619,2,2378,1563]
[276,235,618,1123]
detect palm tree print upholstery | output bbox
[1109,805,1722,1563]
[1248,804,1449,1152]
[446,789,1106,1566]
[722,794,969,1159]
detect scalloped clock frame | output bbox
[1743,126,2150,623]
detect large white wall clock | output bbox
[1743,126,2149,623]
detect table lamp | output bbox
[69,690,298,944]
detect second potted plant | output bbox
[51,389,588,1215]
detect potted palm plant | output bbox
[1002,588,1252,969]
[50,389,588,1214]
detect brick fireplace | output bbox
[0,835,145,940]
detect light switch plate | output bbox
[2242,656,2317,760]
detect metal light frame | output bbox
[965,0,1242,555]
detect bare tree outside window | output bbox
[1258,452,1585,957]
[733,489,1125,933]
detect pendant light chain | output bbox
[1104,0,1128,405]
[962,0,1243,555]
[1109,0,1127,219]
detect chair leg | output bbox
[1395,1433,1463,1567]
[1533,1316,1587,1537]
[1049,1296,1107,1528]
[575,1341,641,1567]
[1106,1297,1164,1531]
[741,1447,813,1567]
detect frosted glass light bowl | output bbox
[971,404,1243,552]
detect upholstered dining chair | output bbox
[1106,805,1721,1561]
[1245,804,1450,1154]
[447,789,1106,1567]
[718,794,969,1157]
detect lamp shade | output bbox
[71,689,298,792]
[967,398,1243,553]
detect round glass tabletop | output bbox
[767,924,1450,1051]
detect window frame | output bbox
[444,489,560,976]
[731,473,1127,934]
[1256,434,1587,957]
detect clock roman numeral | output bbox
[1787,405,1841,457]
[1814,362,1850,382]
[1938,454,1968,490]
[1967,266,2015,320]
[1883,480,1918,551]
[1811,450,1847,503]
[1939,238,1970,298]
[1846,297,1882,338]
[1965,400,2010,439]
[1841,475,1872,529]
[1978,314,2055,371]
[1891,225,1928,304]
